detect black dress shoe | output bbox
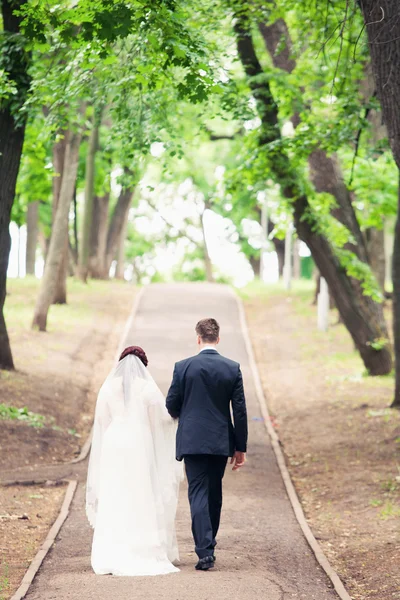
[195,556,215,571]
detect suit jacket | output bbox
[166,349,248,460]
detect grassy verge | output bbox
[5,276,131,333]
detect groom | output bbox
[166,318,248,571]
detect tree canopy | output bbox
[2,0,400,403]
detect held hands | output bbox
[230,451,246,471]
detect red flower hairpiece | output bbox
[119,345,148,367]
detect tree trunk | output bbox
[366,227,386,292]
[384,218,394,289]
[293,238,301,279]
[234,12,392,375]
[249,255,261,277]
[32,129,82,331]
[258,19,296,73]
[0,0,30,369]
[293,194,391,373]
[68,242,77,273]
[203,249,214,282]
[393,189,400,406]
[273,238,285,278]
[132,260,142,285]
[51,132,69,304]
[78,117,100,281]
[358,0,400,403]
[359,1,400,170]
[53,239,68,304]
[313,273,321,306]
[308,150,369,261]
[360,63,388,144]
[52,134,66,217]
[104,180,135,277]
[200,210,214,282]
[89,192,110,278]
[115,216,128,280]
[26,201,39,275]
[254,210,285,278]
[72,185,78,264]
[38,230,47,260]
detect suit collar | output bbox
[199,349,219,355]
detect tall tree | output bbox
[0,0,31,369]
[26,201,39,275]
[200,202,214,283]
[366,228,386,291]
[89,192,110,279]
[115,216,128,280]
[359,0,400,404]
[78,107,102,282]
[32,128,82,330]
[259,16,370,263]
[15,117,52,278]
[233,11,392,375]
[51,132,69,304]
[103,172,137,278]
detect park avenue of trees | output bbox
[2,0,400,406]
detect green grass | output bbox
[379,501,400,520]
[0,403,85,436]
[241,277,397,393]
[0,562,10,600]
[237,278,314,301]
[4,276,132,335]
[0,403,46,428]
[369,474,400,518]
[381,477,399,494]
[370,498,383,507]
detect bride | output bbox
[86,345,182,576]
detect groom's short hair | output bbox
[195,318,220,343]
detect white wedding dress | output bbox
[86,354,182,576]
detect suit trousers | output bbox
[184,454,228,559]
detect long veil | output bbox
[86,354,182,576]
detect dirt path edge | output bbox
[234,288,352,600]
[9,480,78,600]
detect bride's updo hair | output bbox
[119,345,148,367]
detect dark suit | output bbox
[166,349,248,559]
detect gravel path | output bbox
[24,283,338,600]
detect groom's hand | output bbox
[230,451,246,471]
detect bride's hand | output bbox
[230,451,246,471]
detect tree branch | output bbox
[145,198,200,246]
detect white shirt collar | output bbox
[199,346,218,353]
